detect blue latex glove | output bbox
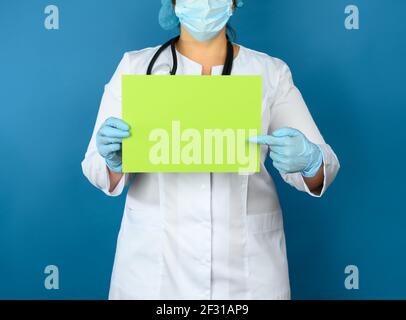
[96,117,130,173]
[249,128,323,177]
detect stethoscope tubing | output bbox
[146,36,234,76]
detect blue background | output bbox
[1,0,405,299]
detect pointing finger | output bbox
[248,135,274,145]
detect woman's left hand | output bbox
[249,127,323,177]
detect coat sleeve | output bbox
[268,60,340,197]
[81,53,132,196]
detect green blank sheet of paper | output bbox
[122,75,262,173]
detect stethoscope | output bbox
[146,35,235,76]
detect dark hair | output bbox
[226,24,237,42]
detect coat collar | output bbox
[154,44,243,76]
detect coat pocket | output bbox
[123,205,161,229]
[110,206,162,299]
[246,210,283,234]
[246,211,290,299]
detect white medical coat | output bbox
[82,44,340,300]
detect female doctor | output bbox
[82,0,340,300]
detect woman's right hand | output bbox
[96,117,130,173]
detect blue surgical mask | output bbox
[175,0,234,42]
